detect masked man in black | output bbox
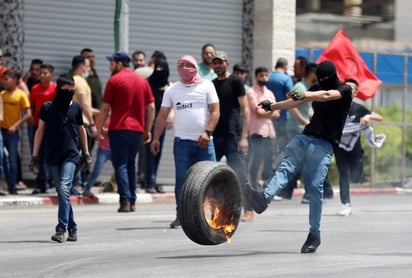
[30,74,92,243]
[249,60,352,254]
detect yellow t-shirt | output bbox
[1,88,30,129]
[73,75,92,125]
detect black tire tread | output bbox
[178,161,242,245]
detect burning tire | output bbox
[178,161,243,245]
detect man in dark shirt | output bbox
[210,50,253,221]
[250,60,352,254]
[30,74,91,243]
[334,78,383,216]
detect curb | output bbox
[0,187,409,207]
[0,192,175,207]
[277,187,401,198]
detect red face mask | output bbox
[177,66,197,83]
[177,55,201,84]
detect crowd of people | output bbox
[0,45,383,250]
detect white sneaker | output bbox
[338,204,352,216]
[273,195,283,201]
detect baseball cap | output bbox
[211,50,228,61]
[106,50,131,63]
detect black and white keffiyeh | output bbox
[339,122,386,151]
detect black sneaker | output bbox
[67,228,77,242]
[70,187,81,196]
[250,190,269,214]
[145,186,156,194]
[155,185,165,193]
[117,202,131,213]
[323,189,334,199]
[301,233,321,253]
[82,189,95,198]
[301,196,310,204]
[170,217,181,229]
[32,188,47,195]
[243,184,268,214]
[51,229,65,243]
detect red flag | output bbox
[316,29,382,100]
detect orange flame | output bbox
[203,198,236,243]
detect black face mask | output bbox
[53,88,75,112]
[149,58,170,88]
[149,68,169,88]
[257,80,267,86]
[318,74,338,90]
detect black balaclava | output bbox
[53,75,75,112]
[149,58,170,114]
[316,60,338,90]
[148,58,169,89]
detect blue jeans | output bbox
[264,134,333,235]
[34,126,51,191]
[85,148,111,190]
[144,126,165,186]
[213,134,250,209]
[109,130,142,205]
[173,137,216,204]
[49,162,77,231]
[2,130,19,193]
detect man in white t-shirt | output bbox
[151,54,220,228]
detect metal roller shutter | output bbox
[21,0,243,185]
[129,0,243,81]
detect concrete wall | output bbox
[253,0,296,74]
[395,0,412,42]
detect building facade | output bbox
[0,0,296,183]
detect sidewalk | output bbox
[0,185,176,207]
[0,184,411,207]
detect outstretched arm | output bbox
[259,89,342,111]
[360,111,383,125]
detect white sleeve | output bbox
[204,80,219,104]
[160,85,174,108]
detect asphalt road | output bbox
[1,194,411,278]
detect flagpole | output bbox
[401,55,407,186]
[370,52,377,188]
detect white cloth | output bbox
[339,122,386,151]
[161,79,219,141]
[135,66,154,79]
